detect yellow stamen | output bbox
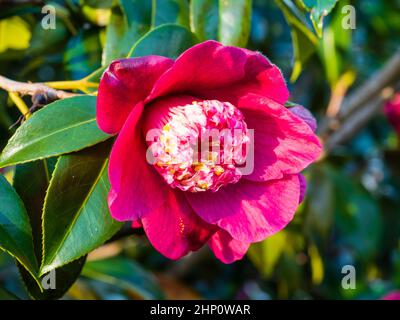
[214,166,224,176]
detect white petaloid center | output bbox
[148,100,250,192]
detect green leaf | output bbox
[0,287,18,300]
[302,0,338,37]
[13,159,86,299]
[190,0,251,46]
[0,96,110,169]
[102,0,151,65]
[275,0,318,81]
[218,0,252,47]
[64,29,102,79]
[128,24,198,59]
[119,0,151,27]
[41,141,122,274]
[81,0,113,8]
[18,256,86,300]
[102,5,129,65]
[13,160,55,261]
[318,27,339,86]
[83,66,107,85]
[190,0,219,41]
[0,176,38,280]
[331,168,383,261]
[153,0,190,28]
[248,231,287,278]
[82,257,164,299]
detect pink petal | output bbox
[239,94,322,182]
[381,291,400,300]
[147,40,288,105]
[97,56,174,134]
[299,174,306,204]
[208,229,250,264]
[142,190,216,260]
[108,103,169,221]
[288,105,317,132]
[132,220,142,228]
[186,175,300,243]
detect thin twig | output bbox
[319,48,400,138]
[324,83,400,153]
[0,75,79,100]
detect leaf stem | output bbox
[9,92,31,119]
[45,80,99,92]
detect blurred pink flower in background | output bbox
[97,40,322,263]
[384,93,400,135]
[381,290,400,300]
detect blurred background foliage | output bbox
[0,0,400,300]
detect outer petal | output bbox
[186,175,300,243]
[147,40,289,105]
[299,174,306,204]
[208,229,250,264]
[97,56,174,134]
[288,105,317,132]
[239,94,322,182]
[142,190,216,260]
[132,220,142,228]
[108,103,169,221]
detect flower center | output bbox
[146,99,250,192]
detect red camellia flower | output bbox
[96,40,322,263]
[384,93,400,136]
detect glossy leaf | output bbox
[318,27,339,86]
[0,176,38,279]
[302,0,339,37]
[83,66,107,85]
[102,5,128,65]
[190,0,219,41]
[13,159,55,261]
[218,0,252,47]
[119,0,151,27]
[41,141,122,274]
[128,24,198,59]
[0,96,110,168]
[82,257,164,299]
[102,0,151,65]
[13,158,87,299]
[153,0,190,28]
[190,0,251,46]
[18,256,86,300]
[275,0,318,81]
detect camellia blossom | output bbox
[381,290,400,300]
[384,93,400,136]
[97,40,322,263]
